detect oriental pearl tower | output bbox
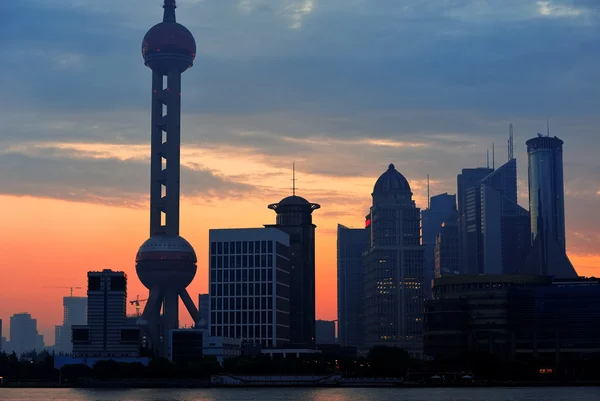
[135,0,200,357]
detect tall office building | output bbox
[198,294,209,329]
[209,228,291,347]
[9,313,41,355]
[458,158,530,275]
[525,135,577,278]
[457,167,493,274]
[337,224,368,347]
[55,296,87,354]
[421,193,457,296]
[362,164,425,358]
[72,270,140,358]
[266,188,320,346]
[479,159,531,274]
[434,221,460,277]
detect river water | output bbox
[0,387,598,401]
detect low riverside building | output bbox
[424,275,600,363]
[169,329,241,365]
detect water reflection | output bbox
[0,387,598,401]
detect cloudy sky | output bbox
[1,0,599,343]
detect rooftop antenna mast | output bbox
[546,117,550,137]
[508,123,514,161]
[292,162,297,196]
[492,143,495,170]
[486,149,490,169]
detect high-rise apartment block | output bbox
[362,164,425,358]
[209,228,291,347]
[72,270,140,358]
[337,224,367,347]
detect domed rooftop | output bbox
[279,195,311,206]
[373,163,411,195]
[136,235,197,263]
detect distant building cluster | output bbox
[337,128,595,362]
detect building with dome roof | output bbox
[362,164,425,357]
[266,180,320,346]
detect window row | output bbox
[210,267,273,283]
[211,296,274,311]
[210,283,274,297]
[211,255,274,269]
[211,310,274,325]
[211,240,273,255]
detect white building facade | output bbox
[209,228,291,347]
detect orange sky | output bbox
[0,142,598,344]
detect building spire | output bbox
[292,162,297,196]
[163,0,177,23]
[546,117,550,137]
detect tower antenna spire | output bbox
[492,143,495,170]
[486,149,490,169]
[292,162,297,196]
[163,0,177,22]
[508,123,514,161]
[546,117,550,137]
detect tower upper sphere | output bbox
[142,0,196,73]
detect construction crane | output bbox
[43,286,83,297]
[130,295,148,318]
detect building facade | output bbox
[421,193,457,296]
[457,167,494,274]
[362,164,425,358]
[424,275,551,360]
[509,279,600,361]
[208,228,291,347]
[315,320,336,345]
[337,224,367,347]
[198,294,209,329]
[266,193,320,346]
[434,221,460,277]
[72,270,140,358]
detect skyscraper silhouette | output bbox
[525,135,577,277]
[267,181,320,346]
[362,164,425,358]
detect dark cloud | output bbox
[0,149,255,206]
